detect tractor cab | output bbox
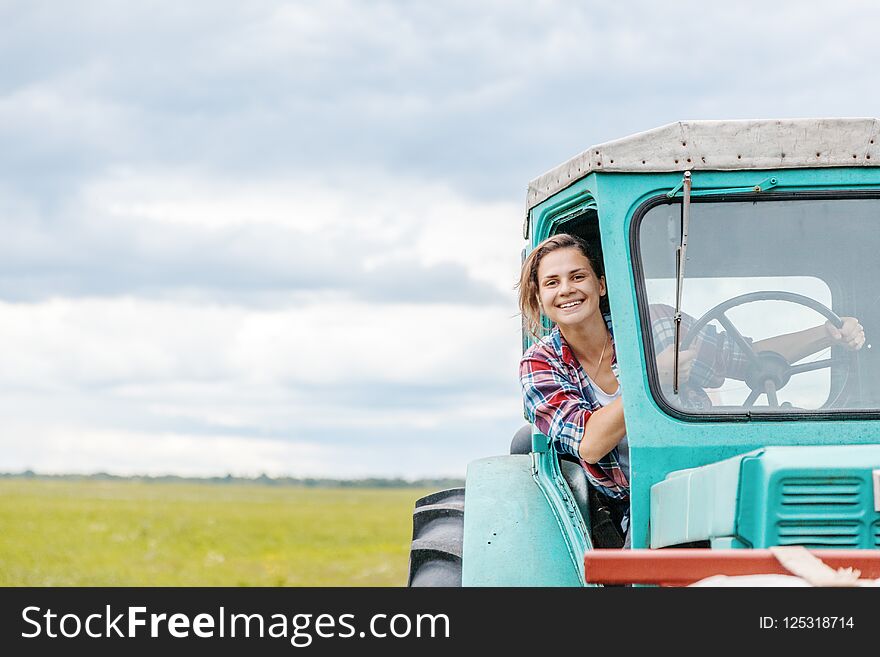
[410,119,880,586]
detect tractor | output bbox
[408,119,880,586]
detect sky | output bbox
[2,0,879,479]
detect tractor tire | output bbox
[407,487,464,587]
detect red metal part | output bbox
[584,549,880,586]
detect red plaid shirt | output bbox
[648,304,753,409]
[519,315,629,500]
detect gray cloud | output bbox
[0,373,524,477]
[4,1,878,204]
[0,210,507,304]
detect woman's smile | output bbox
[537,247,606,328]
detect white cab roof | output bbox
[527,118,880,210]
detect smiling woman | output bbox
[517,234,630,547]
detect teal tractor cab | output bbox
[408,119,880,586]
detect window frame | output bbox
[630,189,880,422]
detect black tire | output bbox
[407,488,464,587]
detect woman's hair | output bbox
[517,233,607,338]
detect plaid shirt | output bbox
[520,315,629,500]
[648,304,752,409]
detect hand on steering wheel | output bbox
[679,291,851,409]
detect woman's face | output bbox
[536,247,606,329]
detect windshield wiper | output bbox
[673,171,692,395]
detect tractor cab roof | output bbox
[527,118,880,210]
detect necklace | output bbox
[590,331,609,381]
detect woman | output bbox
[518,234,630,546]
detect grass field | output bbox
[0,479,432,586]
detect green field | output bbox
[0,479,431,586]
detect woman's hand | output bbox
[656,345,698,387]
[825,317,865,351]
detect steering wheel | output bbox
[679,291,848,408]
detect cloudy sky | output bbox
[2,1,878,478]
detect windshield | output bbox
[636,194,879,416]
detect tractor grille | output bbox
[775,521,861,548]
[779,477,862,508]
[774,477,866,548]
[874,522,880,548]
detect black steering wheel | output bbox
[680,291,848,408]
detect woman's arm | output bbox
[649,304,866,386]
[521,349,626,464]
[577,397,626,464]
[752,317,865,363]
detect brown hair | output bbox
[517,233,606,338]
